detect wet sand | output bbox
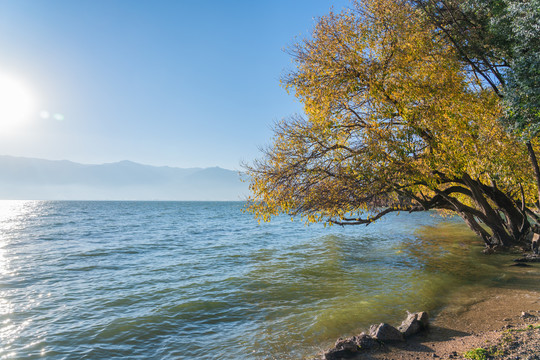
[322,262,540,360]
[366,287,540,359]
[335,257,540,360]
[358,283,540,360]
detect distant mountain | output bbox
[0,155,249,200]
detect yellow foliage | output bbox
[245,0,536,228]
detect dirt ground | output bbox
[356,287,540,360]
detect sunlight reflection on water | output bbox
[0,201,537,360]
[0,201,46,358]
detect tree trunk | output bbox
[452,174,536,249]
[461,174,514,246]
[480,183,531,241]
[526,141,540,208]
[459,211,492,246]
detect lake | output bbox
[0,201,526,359]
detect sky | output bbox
[0,0,351,170]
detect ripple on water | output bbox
[0,201,537,359]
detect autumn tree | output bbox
[245,0,539,250]
[411,0,540,204]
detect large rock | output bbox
[398,311,429,337]
[323,334,378,360]
[324,338,358,360]
[334,338,358,352]
[369,323,404,342]
[416,311,429,327]
[353,333,378,350]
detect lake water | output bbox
[0,201,532,359]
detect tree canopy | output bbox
[412,0,540,137]
[245,0,540,249]
[413,0,540,202]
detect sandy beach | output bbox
[357,279,540,359]
[368,287,540,359]
[321,262,540,360]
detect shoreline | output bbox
[369,286,540,359]
[320,265,540,360]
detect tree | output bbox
[245,0,539,250]
[411,0,540,206]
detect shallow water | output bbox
[0,201,535,359]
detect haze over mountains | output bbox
[0,156,249,200]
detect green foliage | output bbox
[505,324,540,333]
[463,347,489,360]
[414,0,540,139]
[497,0,540,139]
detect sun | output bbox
[0,73,34,131]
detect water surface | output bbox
[0,201,534,359]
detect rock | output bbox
[324,335,370,360]
[323,348,356,360]
[398,311,429,337]
[334,338,358,352]
[352,333,377,350]
[369,323,404,342]
[323,333,379,359]
[323,312,428,358]
[416,311,429,327]
[513,255,540,263]
[398,316,422,337]
[521,311,536,319]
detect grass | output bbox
[467,324,540,360]
[463,346,503,360]
[463,348,489,360]
[505,323,540,332]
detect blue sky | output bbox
[0,0,351,169]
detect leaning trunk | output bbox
[526,141,540,208]
[459,174,531,249]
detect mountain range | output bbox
[0,155,249,200]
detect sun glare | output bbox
[0,73,34,131]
